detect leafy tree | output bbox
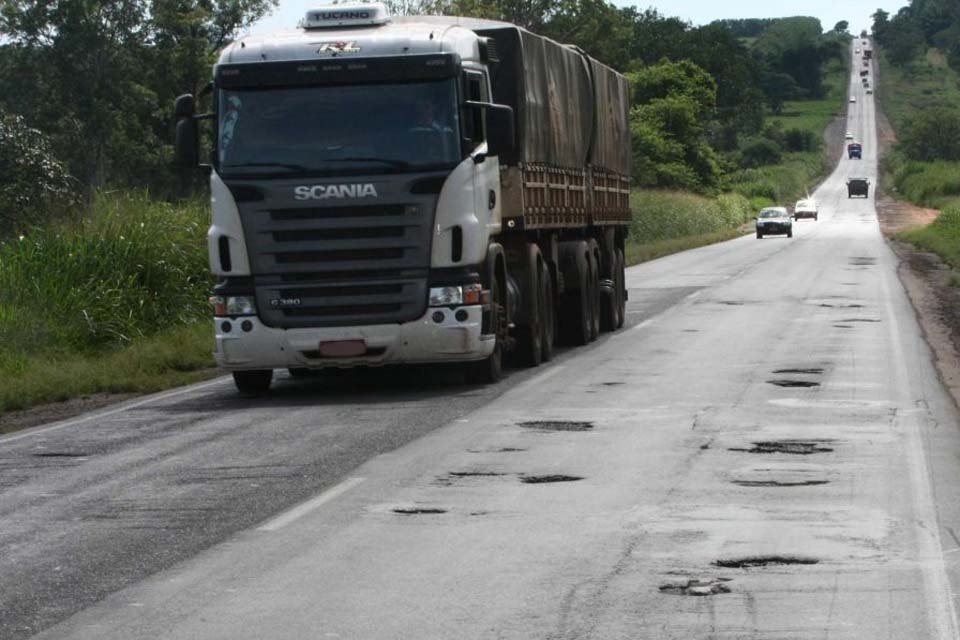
[0,0,278,197]
[0,108,74,232]
[901,107,960,161]
[834,20,849,34]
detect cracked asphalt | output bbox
[6,41,960,639]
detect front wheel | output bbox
[465,278,504,384]
[233,370,273,397]
[756,231,763,239]
[787,228,793,238]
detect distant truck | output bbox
[860,69,869,77]
[848,143,862,159]
[847,178,870,198]
[173,4,633,394]
[864,49,873,59]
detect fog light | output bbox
[241,320,253,332]
[431,310,445,324]
[221,321,232,333]
[455,309,468,322]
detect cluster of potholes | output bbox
[659,557,821,597]
[393,420,593,516]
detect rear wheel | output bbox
[466,278,504,384]
[756,231,763,239]
[615,249,626,329]
[539,260,556,362]
[600,250,618,333]
[559,245,591,346]
[233,370,273,397]
[516,258,543,368]
[586,249,600,341]
[787,228,793,238]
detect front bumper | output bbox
[213,305,493,371]
[757,223,791,234]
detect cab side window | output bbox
[463,70,486,149]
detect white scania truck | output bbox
[174,4,632,395]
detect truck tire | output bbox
[586,248,600,341]
[756,231,763,239]
[787,228,793,238]
[515,259,543,368]
[599,252,617,334]
[559,244,591,346]
[466,278,504,384]
[615,249,626,329]
[233,370,273,397]
[539,259,555,362]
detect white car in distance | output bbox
[794,199,819,221]
[845,131,854,140]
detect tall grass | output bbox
[626,190,752,265]
[0,192,211,353]
[886,153,960,210]
[897,205,960,267]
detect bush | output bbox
[898,205,960,267]
[0,191,211,351]
[783,127,818,152]
[901,107,960,161]
[629,190,752,244]
[739,137,783,168]
[0,110,74,234]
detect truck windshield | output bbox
[217,79,461,175]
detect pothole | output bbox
[833,324,854,328]
[32,452,88,458]
[718,300,745,306]
[520,474,584,484]
[448,471,507,478]
[732,479,829,487]
[729,440,834,455]
[767,380,820,388]
[599,382,624,386]
[848,257,877,265]
[659,577,731,596]
[714,556,819,568]
[772,368,823,375]
[392,507,447,515]
[839,318,880,323]
[518,421,594,432]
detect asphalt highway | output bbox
[5,41,960,639]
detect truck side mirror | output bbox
[174,94,199,167]
[484,104,515,157]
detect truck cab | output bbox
[174,4,632,394]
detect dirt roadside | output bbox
[875,105,960,408]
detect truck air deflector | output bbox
[215,54,459,89]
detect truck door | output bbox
[464,70,501,235]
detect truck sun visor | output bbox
[216,54,460,89]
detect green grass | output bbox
[887,154,960,210]
[0,324,217,419]
[897,205,960,267]
[0,191,216,417]
[878,48,960,131]
[625,189,752,265]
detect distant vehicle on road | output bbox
[848,143,862,159]
[845,131,854,140]
[847,178,870,198]
[856,48,861,53]
[866,88,873,94]
[794,199,819,221]
[756,207,793,239]
[850,96,857,103]
[860,69,868,77]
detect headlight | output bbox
[429,284,482,307]
[429,286,462,307]
[210,295,257,316]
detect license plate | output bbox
[318,340,367,357]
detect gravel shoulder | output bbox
[875,101,960,409]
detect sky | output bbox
[248,0,909,37]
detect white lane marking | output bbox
[0,376,232,446]
[257,477,365,532]
[880,263,960,640]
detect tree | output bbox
[0,0,278,197]
[834,20,849,34]
[0,108,74,232]
[901,107,960,161]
